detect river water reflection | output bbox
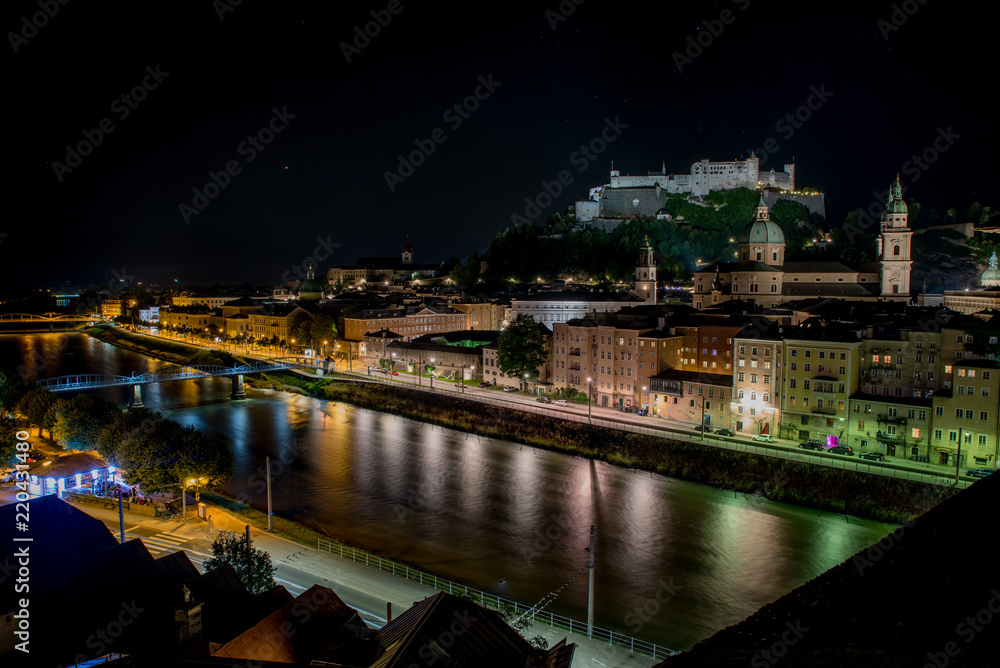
[2,332,896,650]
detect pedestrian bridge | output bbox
[36,358,322,404]
[0,313,101,329]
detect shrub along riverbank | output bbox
[84,325,244,367]
[255,373,957,524]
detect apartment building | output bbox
[780,325,862,446]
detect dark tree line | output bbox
[0,369,232,492]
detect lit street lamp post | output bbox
[586,377,593,423]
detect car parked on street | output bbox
[966,468,996,478]
[715,428,735,436]
[798,440,825,451]
[536,397,551,404]
[554,399,567,406]
[751,434,773,443]
[829,445,854,455]
[503,386,516,392]
[858,451,885,462]
[693,424,709,432]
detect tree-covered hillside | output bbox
[481,188,824,284]
[477,189,997,292]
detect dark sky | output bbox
[5,1,994,290]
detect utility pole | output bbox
[266,456,273,532]
[956,427,963,485]
[587,525,595,639]
[118,488,125,544]
[701,397,706,440]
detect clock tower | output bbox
[877,176,913,298]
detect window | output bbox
[888,407,897,417]
[984,371,992,380]
[980,435,988,446]
[803,397,810,407]
[936,406,943,416]
[738,373,745,382]
[949,431,958,442]
[751,374,758,383]
[984,387,991,397]
[789,396,796,405]
[803,380,810,391]
[804,363,811,372]
[981,411,989,421]
[934,429,942,440]
[967,409,975,419]
[789,378,797,389]
[764,375,771,385]
[956,408,964,418]
[805,350,811,358]
[819,351,825,359]
[790,362,797,371]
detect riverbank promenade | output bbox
[0,483,666,666]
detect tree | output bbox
[204,532,276,595]
[289,312,313,345]
[0,369,28,414]
[15,387,60,438]
[309,314,337,344]
[53,394,121,451]
[497,314,548,382]
[114,415,233,493]
[0,416,19,468]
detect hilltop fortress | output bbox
[573,155,826,231]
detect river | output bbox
[2,332,897,651]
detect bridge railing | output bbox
[315,537,680,660]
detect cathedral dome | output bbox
[738,218,785,245]
[982,252,1000,288]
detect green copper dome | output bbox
[881,176,908,221]
[738,193,785,244]
[982,252,1000,286]
[738,219,785,245]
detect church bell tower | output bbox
[633,236,657,304]
[877,176,913,298]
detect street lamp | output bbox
[586,377,593,423]
[524,372,530,394]
[429,358,435,389]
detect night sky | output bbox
[5,1,994,289]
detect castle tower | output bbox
[633,236,657,304]
[401,237,413,266]
[737,194,785,266]
[877,176,913,298]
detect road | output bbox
[23,495,663,667]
